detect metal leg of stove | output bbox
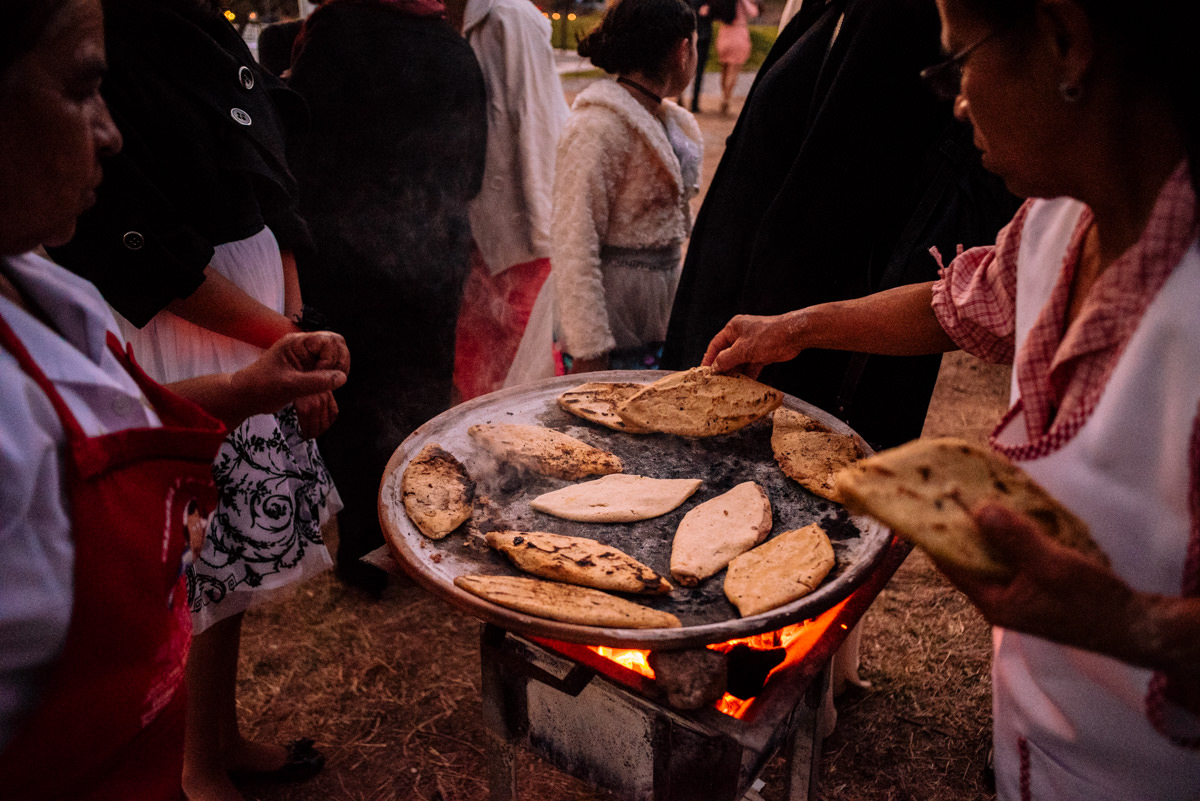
[485,731,520,801]
[783,664,832,801]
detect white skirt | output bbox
[118,226,338,633]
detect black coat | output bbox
[51,0,310,327]
[663,0,1018,449]
[284,1,488,566]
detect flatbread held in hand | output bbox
[616,366,784,437]
[670,481,773,586]
[401,443,474,539]
[834,437,1106,579]
[468,423,622,479]
[557,382,654,433]
[724,523,835,616]
[486,530,672,594]
[454,574,681,628]
[531,474,702,523]
[771,408,866,503]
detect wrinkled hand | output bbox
[937,503,1141,659]
[294,390,339,439]
[232,331,350,420]
[702,312,802,378]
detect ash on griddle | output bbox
[819,507,861,542]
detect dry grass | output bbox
[234,94,1014,801]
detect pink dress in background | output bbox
[715,0,757,67]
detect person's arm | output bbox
[167,330,348,429]
[165,266,300,351]
[945,503,1200,718]
[703,281,958,377]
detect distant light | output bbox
[248,11,258,20]
[224,9,235,21]
[542,11,549,16]
[551,11,561,19]
[567,12,577,19]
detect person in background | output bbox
[552,0,702,374]
[664,0,1017,453]
[0,1,349,798]
[256,16,304,76]
[285,0,487,596]
[711,0,759,115]
[704,0,1200,796]
[48,0,341,798]
[446,0,569,400]
[687,0,713,112]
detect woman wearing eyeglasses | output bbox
[704,0,1200,798]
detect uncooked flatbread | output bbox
[454,574,681,628]
[771,408,865,503]
[401,443,474,539]
[468,423,622,480]
[486,530,672,594]
[834,437,1105,579]
[530,474,702,523]
[557,382,653,433]
[616,366,784,437]
[670,481,773,586]
[723,523,835,616]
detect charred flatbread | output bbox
[557,382,653,433]
[670,481,773,586]
[400,443,474,539]
[454,574,681,628]
[530,474,702,523]
[486,530,672,594]
[468,423,622,480]
[616,366,784,437]
[771,408,866,503]
[723,523,835,616]
[834,437,1105,579]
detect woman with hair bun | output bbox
[553,0,703,374]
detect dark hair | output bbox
[708,0,736,25]
[577,0,696,82]
[1,0,71,78]
[956,0,1200,196]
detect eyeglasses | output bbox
[920,27,1006,100]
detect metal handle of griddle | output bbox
[482,624,595,697]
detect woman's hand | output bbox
[939,503,1200,717]
[702,311,803,377]
[231,331,350,417]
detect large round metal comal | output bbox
[378,371,890,649]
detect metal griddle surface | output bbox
[379,371,888,649]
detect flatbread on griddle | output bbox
[616,366,784,437]
[724,523,835,616]
[834,437,1105,579]
[486,530,672,594]
[670,481,773,586]
[468,423,622,480]
[400,443,474,539]
[530,474,702,523]
[557,382,654,433]
[771,408,866,503]
[454,574,681,628]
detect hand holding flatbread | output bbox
[670,481,773,586]
[468,423,622,479]
[400,443,474,539]
[531,474,702,522]
[724,523,835,616]
[771,408,865,502]
[486,530,672,594]
[834,437,1106,579]
[616,367,783,437]
[455,574,681,628]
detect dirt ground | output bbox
[234,95,1014,801]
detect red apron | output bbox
[0,317,227,801]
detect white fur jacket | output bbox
[552,79,703,360]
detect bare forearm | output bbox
[166,267,298,350]
[788,282,957,356]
